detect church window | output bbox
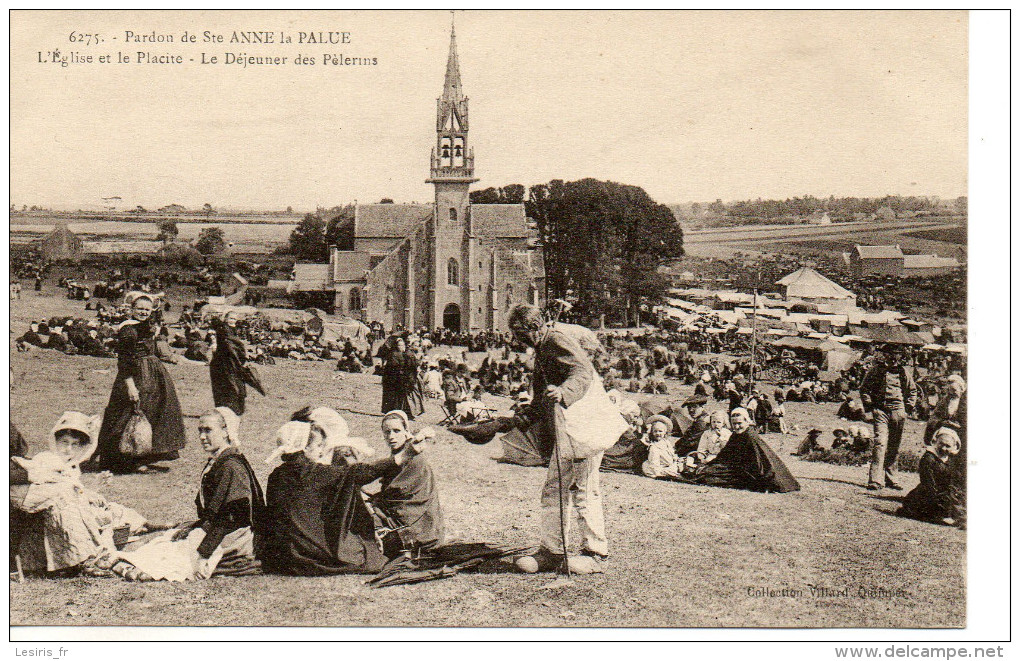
[447,259,459,286]
[506,284,514,308]
[450,208,457,222]
[349,288,362,311]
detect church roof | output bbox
[853,244,904,259]
[354,204,433,238]
[332,250,372,282]
[288,263,331,292]
[472,204,530,237]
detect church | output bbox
[291,26,545,332]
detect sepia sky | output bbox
[10,10,968,209]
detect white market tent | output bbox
[776,267,857,312]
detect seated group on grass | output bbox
[10,406,445,581]
[600,391,800,494]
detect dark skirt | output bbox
[95,355,187,473]
[381,383,425,420]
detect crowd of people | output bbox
[10,282,968,587]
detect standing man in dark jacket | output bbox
[508,305,605,575]
[860,344,917,491]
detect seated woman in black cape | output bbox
[898,426,964,527]
[678,407,800,493]
[259,419,416,576]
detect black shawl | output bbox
[260,454,400,576]
[692,428,800,493]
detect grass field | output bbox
[682,220,966,260]
[9,292,965,629]
[901,227,968,246]
[9,219,297,246]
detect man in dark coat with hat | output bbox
[860,344,917,491]
[676,394,711,455]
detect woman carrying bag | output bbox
[92,292,187,474]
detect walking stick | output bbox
[546,301,572,576]
[552,402,571,578]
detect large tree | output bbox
[470,184,526,204]
[195,227,226,255]
[324,203,357,251]
[527,178,684,327]
[289,213,329,262]
[156,219,178,243]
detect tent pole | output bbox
[748,286,758,399]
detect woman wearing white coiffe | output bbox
[116,407,264,581]
[12,412,149,573]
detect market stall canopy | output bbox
[776,267,855,301]
[199,303,258,320]
[846,325,926,346]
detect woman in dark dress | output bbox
[380,337,424,419]
[92,293,186,474]
[209,314,248,416]
[898,426,963,526]
[684,407,800,493]
[259,421,409,576]
[370,411,445,555]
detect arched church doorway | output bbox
[443,303,461,331]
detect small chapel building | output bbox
[294,26,544,332]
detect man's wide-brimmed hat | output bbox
[682,394,708,406]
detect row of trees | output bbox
[287,203,356,262]
[526,179,683,327]
[155,220,226,255]
[674,195,967,221]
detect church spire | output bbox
[442,21,463,103]
[428,19,476,185]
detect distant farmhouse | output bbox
[848,244,960,277]
[40,224,84,262]
[290,26,544,332]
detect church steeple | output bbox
[428,22,476,184]
[442,25,463,104]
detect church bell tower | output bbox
[427,22,478,331]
